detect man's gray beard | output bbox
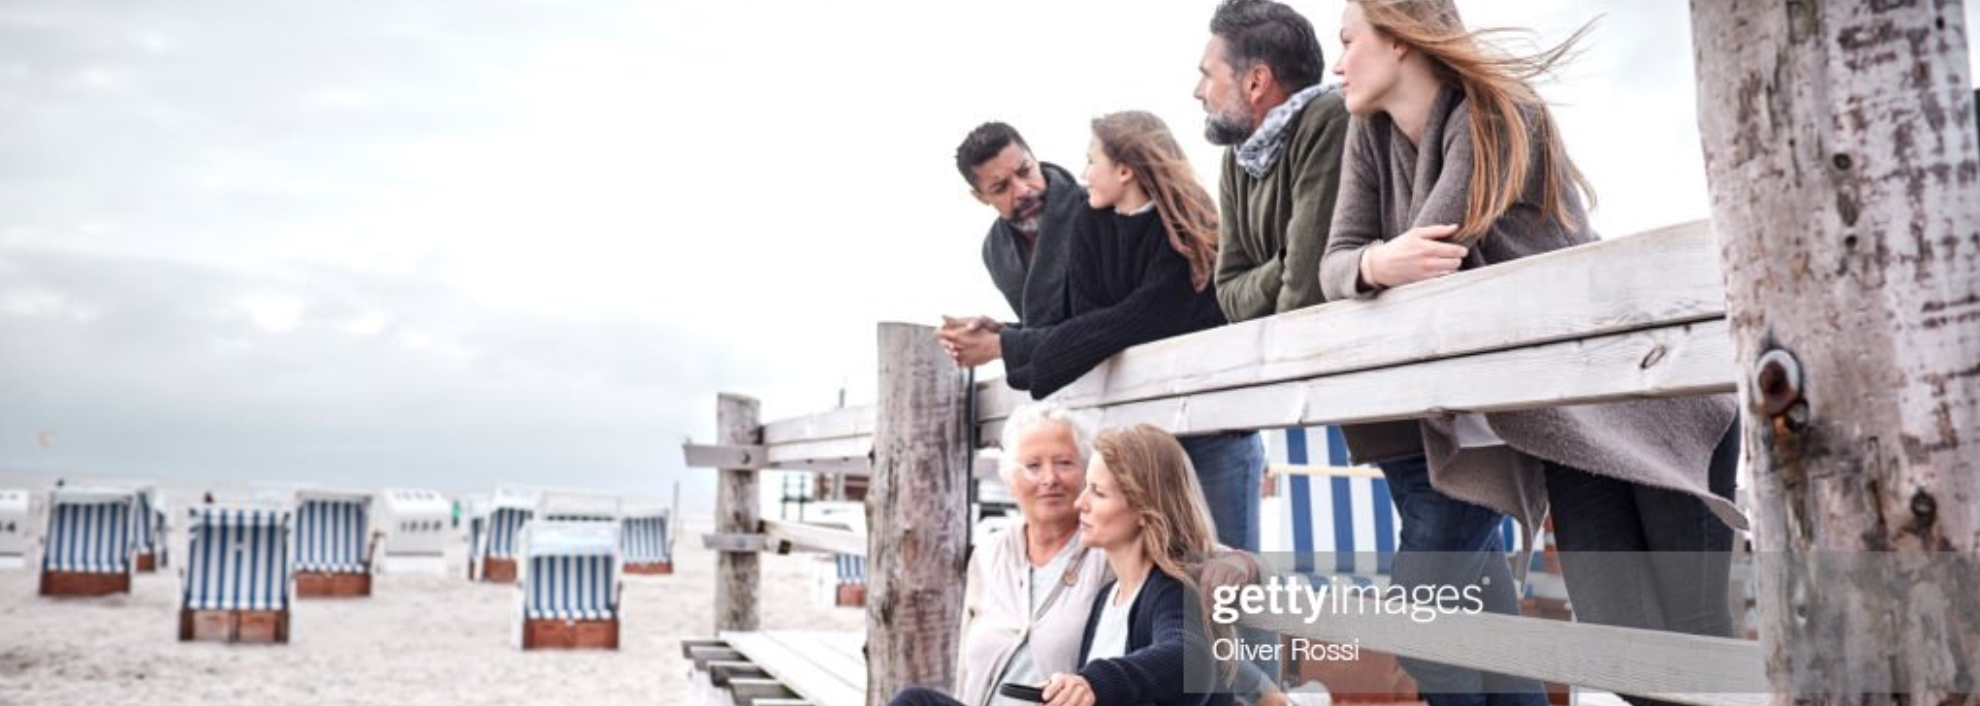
[1204,113,1253,146]
[1010,216,1043,235]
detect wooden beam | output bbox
[980,319,1734,443]
[762,520,865,557]
[1241,607,1767,706]
[768,457,871,477]
[763,405,876,445]
[708,661,771,687]
[716,394,761,632]
[765,437,872,468]
[703,533,781,554]
[867,323,969,703]
[684,444,768,470]
[976,222,1724,423]
[727,678,798,705]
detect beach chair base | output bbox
[180,609,291,644]
[522,618,620,650]
[624,561,674,575]
[833,583,864,607]
[38,570,132,597]
[135,552,158,573]
[481,557,518,583]
[296,571,373,598]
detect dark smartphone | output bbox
[998,683,1046,703]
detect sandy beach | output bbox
[0,500,864,706]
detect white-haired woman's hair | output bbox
[997,402,1095,485]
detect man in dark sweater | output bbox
[938,122,1087,371]
[1194,3,1541,705]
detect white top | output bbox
[1084,582,1135,663]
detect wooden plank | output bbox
[1268,464,1382,480]
[765,437,872,467]
[764,631,866,688]
[716,394,761,632]
[768,457,870,477]
[1241,604,1768,706]
[723,631,864,706]
[979,319,1733,441]
[684,444,768,470]
[975,221,1723,423]
[727,678,798,704]
[703,533,779,554]
[762,520,865,557]
[709,660,771,687]
[762,405,876,445]
[680,638,730,659]
[686,644,743,667]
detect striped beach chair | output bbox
[515,520,621,650]
[293,490,377,598]
[179,506,293,643]
[832,554,867,607]
[129,486,165,572]
[620,510,673,575]
[38,487,137,597]
[1262,426,1400,588]
[477,504,534,583]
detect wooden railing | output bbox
[685,221,1774,706]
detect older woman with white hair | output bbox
[889,403,1279,706]
[932,402,1113,706]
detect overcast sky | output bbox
[2,1,1975,513]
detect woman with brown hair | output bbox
[1039,424,1231,706]
[1318,3,1742,706]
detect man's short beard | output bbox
[1204,113,1253,146]
[1009,215,1043,235]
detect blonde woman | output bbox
[1319,3,1741,706]
[1040,425,1232,706]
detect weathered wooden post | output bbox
[867,322,971,704]
[1692,2,1980,702]
[716,393,762,632]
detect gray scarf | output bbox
[1236,83,1340,178]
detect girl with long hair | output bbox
[1003,110,1226,399]
[1318,3,1742,706]
[1040,424,1230,706]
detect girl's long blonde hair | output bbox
[1352,0,1598,242]
[1091,111,1221,291]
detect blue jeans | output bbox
[1379,455,1549,706]
[1178,431,1265,552]
[1179,430,1272,695]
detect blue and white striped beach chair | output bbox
[129,486,166,572]
[620,512,673,574]
[38,487,137,596]
[477,504,534,583]
[0,489,30,570]
[293,491,376,597]
[179,506,293,643]
[832,553,866,607]
[1262,426,1400,588]
[516,520,620,649]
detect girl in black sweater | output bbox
[1003,110,1227,398]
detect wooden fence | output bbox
[683,220,1789,706]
